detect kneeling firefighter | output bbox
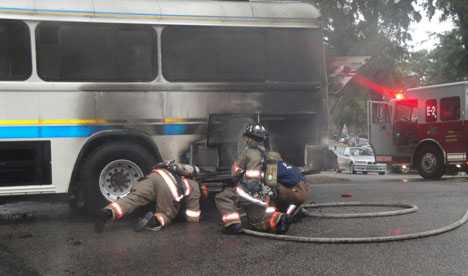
[265,152,310,223]
[95,161,206,233]
[215,123,293,235]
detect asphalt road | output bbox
[1,171,468,276]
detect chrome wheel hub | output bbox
[99,159,144,202]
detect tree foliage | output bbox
[398,1,468,85]
[397,49,432,87]
[402,0,468,84]
[424,0,468,53]
[309,0,421,136]
[331,85,370,137]
[407,30,468,85]
[428,29,468,82]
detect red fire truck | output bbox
[368,81,467,179]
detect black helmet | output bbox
[243,123,268,141]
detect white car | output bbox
[336,147,387,175]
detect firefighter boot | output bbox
[292,206,309,223]
[94,209,113,234]
[275,214,293,234]
[134,211,160,232]
[221,223,243,235]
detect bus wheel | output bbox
[79,142,156,212]
[416,145,444,179]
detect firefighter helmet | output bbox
[243,123,268,141]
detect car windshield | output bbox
[350,147,374,156]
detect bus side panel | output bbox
[0,91,97,193]
[95,90,321,168]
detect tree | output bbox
[399,29,467,85]
[332,85,370,137]
[424,0,468,54]
[309,0,421,136]
[415,0,468,83]
[429,30,468,82]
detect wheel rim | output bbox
[99,159,144,202]
[420,152,437,174]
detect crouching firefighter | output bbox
[215,123,293,235]
[265,152,310,223]
[94,161,205,233]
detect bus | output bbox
[0,0,332,211]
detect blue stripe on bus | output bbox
[163,124,187,135]
[0,124,191,138]
[0,125,113,138]
[0,6,311,21]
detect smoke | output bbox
[352,72,401,98]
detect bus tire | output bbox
[416,145,444,179]
[79,141,156,213]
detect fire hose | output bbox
[242,202,468,243]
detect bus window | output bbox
[269,29,322,82]
[425,99,437,122]
[36,22,157,82]
[0,20,31,80]
[162,26,266,82]
[0,141,51,185]
[162,27,322,83]
[440,96,460,121]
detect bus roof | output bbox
[0,0,321,28]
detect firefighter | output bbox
[268,151,310,223]
[94,162,204,233]
[215,123,293,235]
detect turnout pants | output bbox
[275,181,309,214]
[105,172,181,226]
[215,187,284,231]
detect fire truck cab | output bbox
[368,81,468,179]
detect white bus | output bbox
[0,0,332,211]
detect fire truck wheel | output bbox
[79,141,156,213]
[416,145,444,179]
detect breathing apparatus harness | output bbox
[236,145,278,204]
[153,160,199,198]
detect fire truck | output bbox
[368,81,468,179]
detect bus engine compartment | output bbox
[183,113,335,179]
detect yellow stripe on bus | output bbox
[162,118,187,123]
